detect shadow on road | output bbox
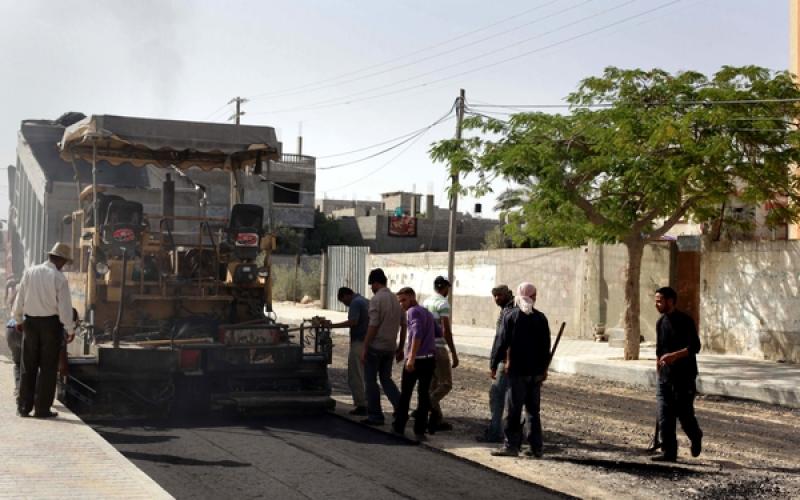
[121,450,251,468]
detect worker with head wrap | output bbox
[490,282,551,458]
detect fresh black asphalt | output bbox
[92,414,564,500]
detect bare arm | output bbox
[440,316,459,368]
[658,347,690,368]
[329,319,357,329]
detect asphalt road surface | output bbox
[92,414,565,500]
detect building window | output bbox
[273,182,301,204]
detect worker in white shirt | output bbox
[12,242,75,418]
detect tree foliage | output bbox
[431,66,800,359]
[275,210,359,255]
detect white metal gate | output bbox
[324,246,370,312]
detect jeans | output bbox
[429,344,452,423]
[393,357,435,435]
[364,348,400,422]
[348,340,366,408]
[504,375,543,452]
[656,377,702,458]
[487,362,508,440]
[5,325,22,397]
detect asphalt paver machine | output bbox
[57,115,333,417]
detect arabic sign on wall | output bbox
[388,216,417,237]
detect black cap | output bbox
[368,268,387,285]
[491,284,511,296]
[433,276,451,289]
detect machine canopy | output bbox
[59,114,281,171]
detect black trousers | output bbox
[504,375,543,452]
[393,357,435,436]
[656,377,702,458]
[18,316,63,415]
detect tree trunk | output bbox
[623,238,645,360]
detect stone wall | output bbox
[701,241,800,362]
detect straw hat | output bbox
[48,242,73,263]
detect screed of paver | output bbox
[0,354,173,500]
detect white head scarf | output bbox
[514,282,537,315]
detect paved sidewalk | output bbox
[275,301,800,409]
[0,354,172,499]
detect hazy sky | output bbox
[0,0,790,221]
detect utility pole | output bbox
[228,96,247,205]
[228,96,248,124]
[447,89,466,308]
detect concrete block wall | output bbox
[340,215,499,254]
[584,243,672,342]
[368,244,668,339]
[360,241,800,361]
[701,240,800,363]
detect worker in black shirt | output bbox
[652,286,703,462]
[490,282,551,458]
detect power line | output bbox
[247,0,565,101]
[247,0,591,102]
[316,119,453,159]
[322,114,442,193]
[247,0,671,116]
[317,104,456,170]
[469,97,800,109]
[201,102,232,122]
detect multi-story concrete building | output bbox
[318,191,500,253]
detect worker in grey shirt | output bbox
[328,287,370,415]
[360,268,406,425]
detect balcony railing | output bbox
[273,154,315,170]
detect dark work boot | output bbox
[691,433,702,457]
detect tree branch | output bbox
[647,194,703,240]
[572,192,612,226]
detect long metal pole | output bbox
[446,89,465,309]
[92,139,98,241]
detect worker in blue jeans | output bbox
[478,285,514,443]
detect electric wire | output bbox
[322,112,448,193]
[201,102,233,122]
[247,0,678,116]
[249,0,639,114]
[317,104,456,170]
[316,120,452,159]
[247,0,566,100]
[247,0,591,102]
[469,97,800,109]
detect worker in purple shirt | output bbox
[392,287,437,442]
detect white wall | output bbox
[701,241,800,362]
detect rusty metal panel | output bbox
[326,246,370,312]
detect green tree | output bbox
[304,210,358,255]
[274,210,358,255]
[431,66,800,360]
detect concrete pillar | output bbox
[426,194,435,218]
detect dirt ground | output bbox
[328,348,799,500]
